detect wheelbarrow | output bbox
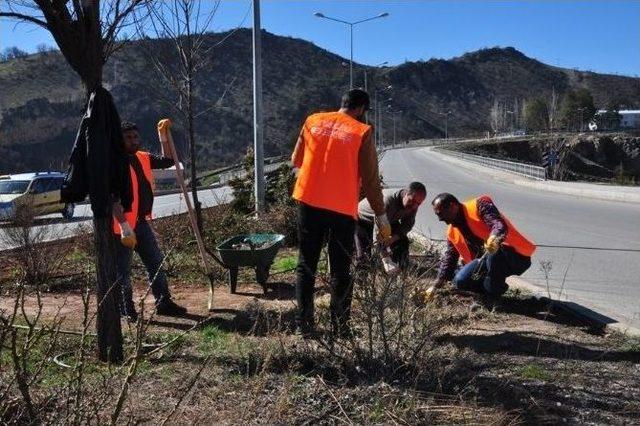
[213,233,285,294]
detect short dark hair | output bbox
[407,181,426,196]
[431,192,459,207]
[341,88,370,111]
[121,121,138,132]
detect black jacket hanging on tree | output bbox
[61,87,132,217]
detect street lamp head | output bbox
[314,12,325,18]
[378,13,390,18]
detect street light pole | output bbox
[252,0,265,213]
[350,24,353,89]
[373,90,378,146]
[392,111,396,147]
[577,107,586,132]
[439,111,452,139]
[314,12,389,88]
[506,110,514,134]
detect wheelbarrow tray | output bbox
[215,233,285,294]
[216,233,285,268]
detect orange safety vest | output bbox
[447,195,536,264]
[112,151,155,234]
[292,111,371,218]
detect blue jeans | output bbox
[453,247,531,296]
[116,219,171,311]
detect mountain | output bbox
[1,29,639,174]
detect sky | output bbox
[1,0,639,77]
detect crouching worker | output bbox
[113,121,187,323]
[356,182,427,270]
[431,193,535,300]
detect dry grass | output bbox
[2,206,639,424]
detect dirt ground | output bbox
[2,271,640,425]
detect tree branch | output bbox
[0,11,49,30]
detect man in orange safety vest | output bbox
[112,121,187,322]
[432,193,535,301]
[291,89,392,338]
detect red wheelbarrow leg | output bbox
[256,264,270,294]
[228,267,239,294]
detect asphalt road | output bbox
[0,186,232,250]
[380,147,640,329]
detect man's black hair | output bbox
[341,88,370,111]
[121,121,138,132]
[407,181,427,196]
[431,192,459,207]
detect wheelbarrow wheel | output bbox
[256,264,270,294]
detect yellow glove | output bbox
[376,214,393,245]
[119,222,137,249]
[422,285,436,303]
[484,234,501,255]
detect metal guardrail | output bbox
[216,161,284,185]
[436,148,546,180]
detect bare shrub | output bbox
[1,206,67,288]
[323,252,459,384]
[0,272,210,424]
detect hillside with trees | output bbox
[1,30,639,173]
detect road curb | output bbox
[507,276,640,338]
[425,147,640,204]
[408,231,640,338]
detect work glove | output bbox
[375,214,393,245]
[484,234,501,255]
[381,255,400,276]
[119,222,137,249]
[422,285,436,303]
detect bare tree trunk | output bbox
[188,93,203,234]
[184,16,203,234]
[94,216,123,363]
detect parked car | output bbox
[0,172,74,221]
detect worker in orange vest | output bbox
[291,89,391,338]
[431,193,535,301]
[112,121,187,322]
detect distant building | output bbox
[595,109,640,130]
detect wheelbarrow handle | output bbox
[204,246,227,269]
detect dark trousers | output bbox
[355,220,410,270]
[115,219,171,314]
[295,203,356,330]
[453,246,531,297]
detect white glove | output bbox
[381,255,400,276]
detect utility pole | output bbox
[252,0,265,213]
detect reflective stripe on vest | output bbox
[292,111,370,218]
[112,151,155,234]
[446,195,536,264]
